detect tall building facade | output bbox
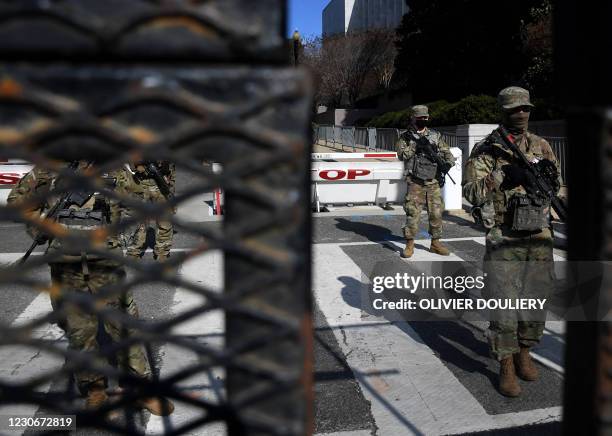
[323,0,409,37]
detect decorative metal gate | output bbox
[0,1,313,435]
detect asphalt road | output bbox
[0,211,566,435]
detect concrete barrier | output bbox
[312,149,463,212]
[442,148,463,211]
[0,162,33,205]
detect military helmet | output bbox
[497,86,534,110]
[411,105,429,117]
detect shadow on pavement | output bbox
[443,212,483,232]
[334,218,403,245]
[337,274,564,414]
[338,276,497,386]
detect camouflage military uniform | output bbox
[7,164,151,395]
[396,127,455,240]
[119,162,175,261]
[463,97,560,361]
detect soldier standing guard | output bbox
[463,87,561,397]
[395,105,456,258]
[120,161,175,262]
[8,162,174,415]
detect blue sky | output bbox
[288,0,329,38]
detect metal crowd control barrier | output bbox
[315,124,568,184]
[314,125,401,152]
[0,1,313,435]
[547,137,568,184]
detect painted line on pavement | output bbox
[313,243,562,435]
[145,251,226,436]
[0,253,65,435]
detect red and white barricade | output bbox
[312,149,462,212]
[0,159,33,205]
[312,152,404,212]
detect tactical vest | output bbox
[48,187,118,262]
[128,161,174,196]
[403,131,440,182]
[478,132,551,231]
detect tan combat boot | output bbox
[402,239,415,258]
[138,397,175,416]
[499,356,521,397]
[514,346,539,381]
[85,385,108,410]
[430,239,450,256]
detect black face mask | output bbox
[503,111,530,134]
[414,119,428,130]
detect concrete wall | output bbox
[315,109,336,125]
[315,108,382,126]
[317,90,414,127]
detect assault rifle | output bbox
[18,161,85,265]
[142,162,173,201]
[416,136,456,186]
[495,125,567,222]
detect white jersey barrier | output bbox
[442,148,463,210]
[312,152,404,212]
[1,162,226,221]
[0,160,33,205]
[312,149,463,212]
[3,153,463,215]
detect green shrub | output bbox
[445,95,501,125]
[366,95,501,127]
[365,94,564,128]
[366,108,412,128]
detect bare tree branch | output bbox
[300,30,398,108]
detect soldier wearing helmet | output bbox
[463,87,561,397]
[395,104,456,258]
[8,161,175,416]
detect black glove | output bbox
[535,158,561,192]
[534,158,555,172]
[500,164,530,191]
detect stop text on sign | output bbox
[319,169,371,180]
[0,173,22,185]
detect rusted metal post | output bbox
[0,1,313,434]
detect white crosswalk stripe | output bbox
[0,254,66,434]
[145,251,226,435]
[313,239,564,435]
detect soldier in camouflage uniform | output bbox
[8,163,174,415]
[463,87,561,397]
[395,105,456,258]
[119,161,175,261]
